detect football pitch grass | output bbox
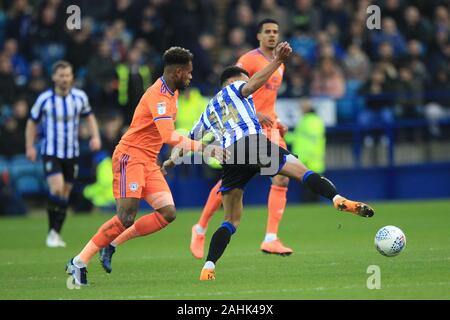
[1,199,449,300]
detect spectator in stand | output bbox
[0,54,18,105]
[0,115,25,158]
[401,6,433,46]
[189,33,216,91]
[405,40,430,87]
[311,57,345,99]
[104,19,133,63]
[343,43,371,85]
[371,17,407,59]
[29,4,66,74]
[377,41,399,85]
[85,40,118,114]
[320,0,350,39]
[382,0,404,24]
[434,5,450,34]
[12,98,29,132]
[284,53,312,98]
[166,0,216,48]
[100,112,124,156]
[343,18,371,55]
[4,0,33,56]
[255,0,288,35]
[109,0,138,31]
[65,18,95,76]
[396,65,424,120]
[2,38,29,86]
[424,68,450,137]
[288,0,321,35]
[226,1,258,47]
[26,61,49,105]
[116,48,151,124]
[136,4,165,52]
[220,27,252,66]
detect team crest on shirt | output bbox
[157,102,167,115]
[46,161,52,172]
[129,182,139,192]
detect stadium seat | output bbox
[8,155,45,195]
[13,175,42,195]
[0,156,9,174]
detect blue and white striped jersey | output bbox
[30,88,92,159]
[189,81,262,148]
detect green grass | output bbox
[1,199,450,300]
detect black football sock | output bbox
[206,222,236,264]
[47,195,60,232]
[302,171,338,201]
[47,195,67,233]
[54,200,68,234]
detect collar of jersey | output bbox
[256,48,273,63]
[160,76,175,96]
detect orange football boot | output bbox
[260,239,293,256]
[199,268,215,281]
[190,225,205,259]
[334,196,375,217]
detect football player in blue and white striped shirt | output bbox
[163,42,375,281]
[25,61,101,248]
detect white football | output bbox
[374,226,406,257]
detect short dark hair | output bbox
[163,46,193,66]
[52,60,72,74]
[257,18,279,33]
[220,66,249,86]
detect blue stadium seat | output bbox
[13,175,42,195]
[0,156,9,174]
[8,155,45,195]
[10,155,36,178]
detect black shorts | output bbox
[219,134,291,193]
[42,155,79,183]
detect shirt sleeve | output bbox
[236,54,256,76]
[189,113,210,141]
[80,91,92,116]
[150,96,202,151]
[29,93,49,122]
[230,80,248,99]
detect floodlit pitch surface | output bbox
[1,200,449,299]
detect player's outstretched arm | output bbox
[240,41,292,98]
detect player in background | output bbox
[163,42,375,281]
[25,61,101,248]
[66,47,228,286]
[190,19,293,259]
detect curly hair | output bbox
[220,66,249,86]
[163,47,193,66]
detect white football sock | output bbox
[195,224,206,234]
[73,255,87,268]
[204,261,215,269]
[264,233,277,242]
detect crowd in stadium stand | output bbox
[1,0,450,160]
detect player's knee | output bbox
[49,187,64,198]
[159,205,176,223]
[117,206,138,228]
[273,175,289,187]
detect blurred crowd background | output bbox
[1,0,450,213]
